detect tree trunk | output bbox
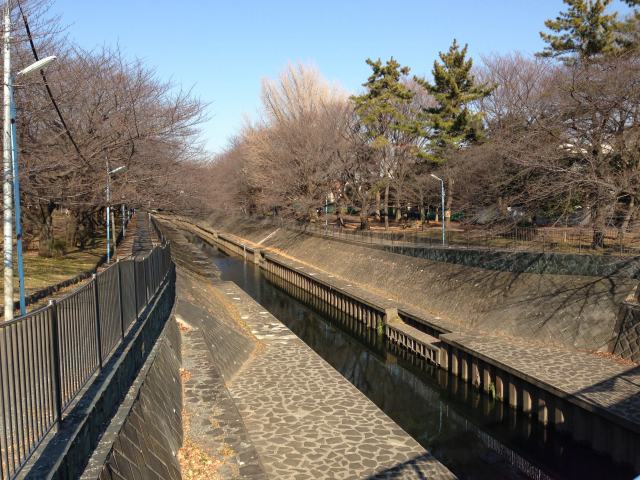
[383,184,389,230]
[395,191,401,222]
[374,190,381,222]
[592,204,606,249]
[65,210,79,248]
[359,196,370,230]
[359,210,369,230]
[38,202,56,257]
[619,196,636,240]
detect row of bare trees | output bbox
[202,2,640,249]
[7,0,209,255]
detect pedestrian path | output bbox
[221,282,455,480]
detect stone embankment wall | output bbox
[209,223,637,353]
[82,316,182,480]
[613,304,640,362]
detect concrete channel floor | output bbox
[209,228,640,437]
[163,221,457,480]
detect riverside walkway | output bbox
[163,221,456,480]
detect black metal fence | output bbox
[299,222,640,256]
[0,241,172,479]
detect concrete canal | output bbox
[199,239,637,480]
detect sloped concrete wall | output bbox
[613,304,640,362]
[89,317,182,480]
[234,228,637,352]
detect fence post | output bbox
[49,300,63,424]
[143,256,149,305]
[117,260,125,339]
[133,259,139,315]
[92,274,103,369]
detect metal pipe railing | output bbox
[0,241,172,479]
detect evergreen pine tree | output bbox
[538,0,621,60]
[415,39,492,224]
[418,39,492,163]
[352,58,420,229]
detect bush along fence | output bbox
[0,240,172,479]
[298,222,640,256]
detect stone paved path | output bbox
[220,282,455,480]
[162,221,268,479]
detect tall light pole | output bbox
[10,56,57,317]
[431,174,446,246]
[106,164,125,263]
[3,1,13,320]
[121,203,126,238]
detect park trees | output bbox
[494,52,640,248]
[241,64,351,220]
[415,40,493,226]
[6,0,207,255]
[538,0,623,60]
[203,0,639,252]
[351,58,420,229]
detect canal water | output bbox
[201,242,637,480]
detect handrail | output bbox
[0,240,172,479]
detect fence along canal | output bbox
[199,229,638,480]
[0,241,172,479]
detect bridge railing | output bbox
[0,241,172,479]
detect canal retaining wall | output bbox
[81,313,182,480]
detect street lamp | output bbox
[430,174,446,246]
[10,56,57,318]
[3,0,57,319]
[106,164,125,263]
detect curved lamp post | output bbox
[430,174,446,246]
[106,164,125,263]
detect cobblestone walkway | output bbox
[221,282,455,480]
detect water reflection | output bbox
[202,242,637,480]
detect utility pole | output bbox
[3,1,13,320]
[10,77,23,315]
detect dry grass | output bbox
[584,350,638,367]
[0,227,109,308]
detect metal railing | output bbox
[0,241,172,479]
[299,222,640,256]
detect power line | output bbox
[15,0,88,166]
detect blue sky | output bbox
[49,0,632,155]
